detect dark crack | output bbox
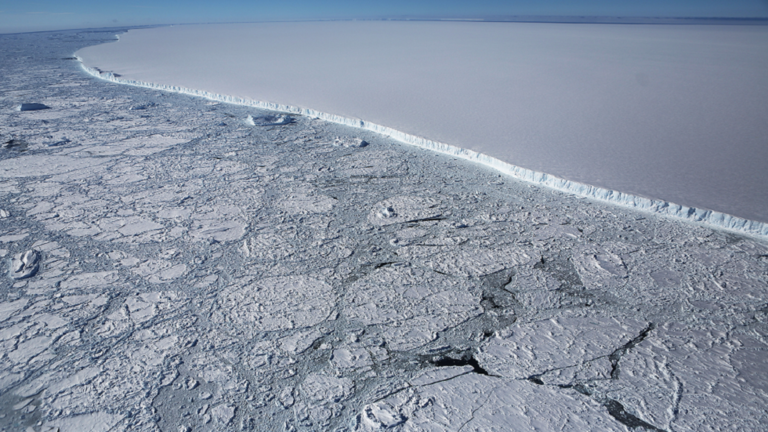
[609,323,655,379]
[3,138,27,151]
[426,353,492,376]
[457,392,494,432]
[479,269,517,315]
[670,373,683,423]
[605,399,665,431]
[570,383,592,395]
[405,216,446,223]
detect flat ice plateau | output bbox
[75,22,768,227]
[2,28,768,432]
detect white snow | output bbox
[343,265,482,350]
[364,373,626,431]
[75,22,768,236]
[477,311,647,379]
[0,155,110,178]
[217,275,336,334]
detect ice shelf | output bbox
[79,60,768,239]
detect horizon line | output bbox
[3,15,768,35]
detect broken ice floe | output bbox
[217,275,336,335]
[244,114,293,126]
[278,193,336,214]
[571,247,629,288]
[301,373,355,403]
[0,155,110,178]
[332,136,368,148]
[0,231,29,243]
[362,373,626,431]
[9,250,40,280]
[331,347,374,371]
[16,103,50,111]
[369,196,443,226]
[293,373,356,427]
[279,328,326,355]
[190,205,247,243]
[388,227,428,247]
[242,232,295,260]
[396,244,536,278]
[335,149,404,177]
[588,322,768,431]
[132,259,187,283]
[41,411,124,432]
[58,271,119,290]
[344,265,482,350]
[128,101,156,110]
[476,311,648,379]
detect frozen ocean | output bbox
[1,24,767,432]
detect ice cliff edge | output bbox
[77,59,768,240]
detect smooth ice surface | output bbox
[76,22,768,225]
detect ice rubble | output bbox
[78,59,768,240]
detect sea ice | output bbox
[217,275,336,334]
[344,265,482,350]
[1,28,766,432]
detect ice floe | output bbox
[9,250,40,280]
[344,265,481,350]
[217,276,336,334]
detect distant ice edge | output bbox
[78,60,768,240]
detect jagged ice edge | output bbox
[77,59,768,240]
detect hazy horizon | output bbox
[2,0,768,34]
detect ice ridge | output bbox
[78,59,768,240]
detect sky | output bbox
[1,0,768,34]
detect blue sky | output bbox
[2,0,767,33]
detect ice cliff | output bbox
[79,61,768,239]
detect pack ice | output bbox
[0,27,767,432]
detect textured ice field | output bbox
[2,29,768,432]
[75,22,768,226]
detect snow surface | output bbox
[2,28,768,432]
[75,22,768,229]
